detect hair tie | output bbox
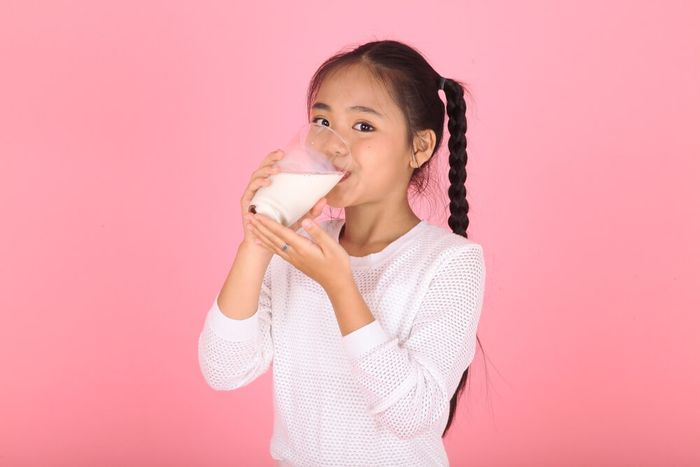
[439,76,446,90]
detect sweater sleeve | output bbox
[197,259,274,391]
[340,244,486,440]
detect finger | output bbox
[244,164,280,197]
[300,218,330,251]
[289,197,327,232]
[294,197,326,227]
[243,164,281,206]
[251,214,292,254]
[260,149,283,167]
[259,149,285,169]
[252,213,307,253]
[252,163,281,180]
[241,176,273,205]
[249,221,287,256]
[310,197,327,217]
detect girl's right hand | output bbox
[239,149,328,254]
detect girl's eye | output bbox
[310,117,374,132]
[311,117,330,127]
[353,122,375,132]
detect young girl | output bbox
[198,39,486,466]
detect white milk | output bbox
[249,171,344,227]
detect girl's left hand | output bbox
[245,212,352,292]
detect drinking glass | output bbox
[249,122,352,227]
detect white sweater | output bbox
[198,218,486,466]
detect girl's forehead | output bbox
[314,66,397,117]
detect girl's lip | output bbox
[341,172,351,181]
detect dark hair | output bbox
[305,39,486,438]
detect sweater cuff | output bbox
[205,294,259,342]
[341,319,392,360]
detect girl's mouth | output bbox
[340,172,351,182]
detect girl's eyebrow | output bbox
[312,102,384,119]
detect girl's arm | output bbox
[335,244,486,439]
[217,240,274,320]
[197,241,275,390]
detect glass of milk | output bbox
[249,122,351,227]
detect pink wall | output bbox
[1,0,698,465]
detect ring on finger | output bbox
[252,217,288,255]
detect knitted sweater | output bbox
[198,218,486,466]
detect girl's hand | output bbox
[239,150,284,257]
[245,212,352,291]
[239,149,326,256]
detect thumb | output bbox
[301,218,327,247]
[311,197,327,217]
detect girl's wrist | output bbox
[239,239,274,261]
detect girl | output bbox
[198,40,486,466]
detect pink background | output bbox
[1,1,698,465]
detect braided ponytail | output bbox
[443,78,470,238]
[440,76,476,436]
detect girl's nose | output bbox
[326,136,352,173]
[310,125,351,160]
[326,138,350,157]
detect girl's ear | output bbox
[411,129,437,168]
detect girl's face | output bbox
[309,64,414,208]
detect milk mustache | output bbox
[250,170,343,227]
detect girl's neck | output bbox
[338,212,421,256]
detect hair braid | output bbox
[441,76,473,437]
[443,78,469,238]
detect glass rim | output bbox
[304,121,351,149]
